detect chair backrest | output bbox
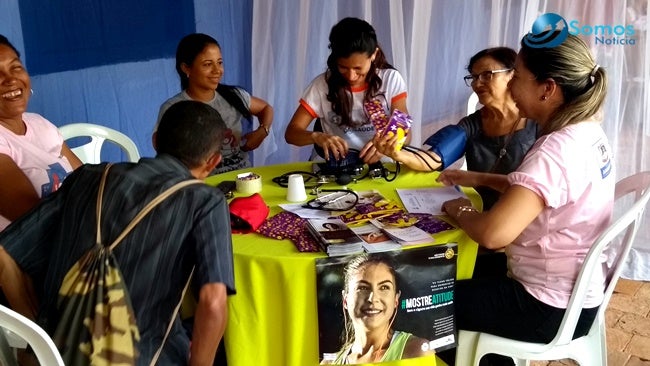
[59,123,140,164]
[0,305,64,365]
[550,171,650,346]
[467,92,481,115]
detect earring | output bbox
[541,95,547,101]
[30,89,34,95]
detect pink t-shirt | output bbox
[0,113,74,231]
[507,121,615,308]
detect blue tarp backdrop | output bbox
[1,0,251,160]
[18,0,195,75]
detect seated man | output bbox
[0,100,235,365]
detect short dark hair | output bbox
[0,35,20,57]
[467,47,517,73]
[156,101,226,168]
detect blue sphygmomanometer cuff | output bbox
[424,125,467,170]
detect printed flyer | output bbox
[315,244,457,364]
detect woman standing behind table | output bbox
[285,17,409,164]
[0,35,81,232]
[438,32,613,365]
[374,47,538,210]
[156,33,273,174]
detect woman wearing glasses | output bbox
[374,47,537,210]
[439,32,612,366]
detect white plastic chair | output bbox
[0,305,64,365]
[59,123,140,164]
[467,92,481,115]
[456,171,650,366]
[456,92,480,171]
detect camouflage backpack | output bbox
[53,164,201,365]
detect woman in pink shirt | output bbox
[0,35,82,231]
[437,32,614,365]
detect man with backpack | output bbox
[0,100,235,365]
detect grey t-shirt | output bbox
[156,89,252,173]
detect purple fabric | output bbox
[256,211,320,252]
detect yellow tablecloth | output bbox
[205,163,482,366]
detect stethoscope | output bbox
[302,189,359,211]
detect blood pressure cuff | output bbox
[423,125,467,170]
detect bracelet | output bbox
[456,205,477,219]
[259,125,270,135]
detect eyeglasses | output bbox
[463,69,512,87]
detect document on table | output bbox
[278,203,332,219]
[396,187,467,215]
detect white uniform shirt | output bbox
[299,68,407,151]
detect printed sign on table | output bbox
[316,244,458,364]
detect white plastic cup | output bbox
[286,174,307,202]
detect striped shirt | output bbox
[0,154,235,364]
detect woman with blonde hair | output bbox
[438,32,613,365]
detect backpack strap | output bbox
[96,163,113,246]
[106,179,204,250]
[95,164,204,365]
[95,164,203,251]
[150,266,195,366]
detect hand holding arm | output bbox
[373,132,443,171]
[389,97,411,145]
[360,96,411,165]
[189,282,228,366]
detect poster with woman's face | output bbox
[315,244,458,364]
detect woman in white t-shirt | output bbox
[285,17,409,164]
[0,35,82,231]
[437,32,613,365]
